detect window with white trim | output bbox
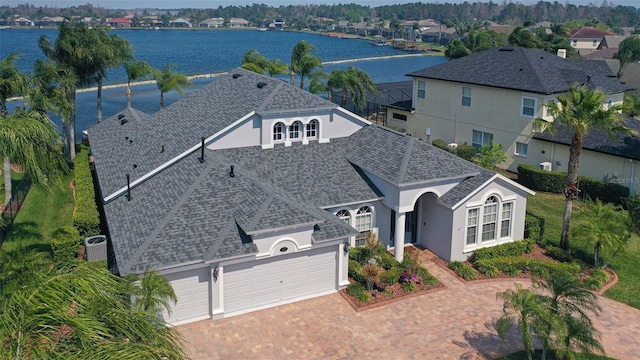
[462,87,471,107]
[355,206,373,246]
[289,121,301,139]
[482,196,498,242]
[466,208,479,245]
[521,97,537,117]
[472,130,493,148]
[515,142,528,157]
[501,202,513,238]
[306,119,318,139]
[273,122,284,141]
[336,209,350,225]
[417,81,426,99]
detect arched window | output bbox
[307,119,318,139]
[466,195,513,248]
[481,196,498,242]
[336,209,350,225]
[289,121,301,140]
[273,122,284,141]
[355,206,373,246]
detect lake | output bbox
[1,28,446,135]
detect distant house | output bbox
[598,35,628,50]
[568,27,615,51]
[229,18,249,28]
[170,18,192,28]
[199,17,224,28]
[35,16,64,27]
[108,18,132,28]
[12,17,34,26]
[273,16,285,29]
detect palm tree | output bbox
[325,69,348,103]
[153,64,192,109]
[622,93,640,118]
[123,267,178,315]
[297,53,323,90]
[94,27,133,122]
[541,84,635,251]
[495,283,555,360]
[0,261,186,359]
[290,40,317,87]
[0,52,30,206]
[241,49,270,74]
[0,110,67,206]
[533,274,604,359]
[266,58,289,78]
[344,66,380,111]
[124,60,154,108]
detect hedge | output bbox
[51,226,81,267]
[517,163,628,205]
[456,145,476,162]
[73,148,100,237]
[470,239,535,263]
[524,214,544,241]
[448,261,478,280]
[431,139,449,151]
[475,257,582,279]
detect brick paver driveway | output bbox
[177,251,640,359]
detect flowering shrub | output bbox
[399,271,416,283]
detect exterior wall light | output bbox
[343,242,351,254]
[212,266,219,280]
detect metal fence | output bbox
[0,178,31,245]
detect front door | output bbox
[404,210,417,244]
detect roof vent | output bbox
[132,164,137,169]
[126,173,132,201]
[257,82,267,89]
[161,145,165,153]
[232,73,242,79]
[119,114,128,125]
[498,47,514,52]
[229,165,235,177]
[198,136,205,163]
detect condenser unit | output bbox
[85,235,107,262]
[539,162,552,171]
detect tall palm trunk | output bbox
[96,74,103,122]
[65,89,76,162]
[560,132,583,251]
[299,75,305,89]
[127,80,132,107]
[160,91,165,109]
[3,156,11,206]
[290,71,295,86]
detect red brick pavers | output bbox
[177,250,640,360]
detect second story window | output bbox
[462,87,471,107]
[289,121,301,139]
[306,119,318,139]
[417,81,426,99]
[273,122,284,141]
[521,97,537,117]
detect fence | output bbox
[0,178,31,245]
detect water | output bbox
[1,28,446,135]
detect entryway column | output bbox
[394,211,406,262]
[302,123,309,145]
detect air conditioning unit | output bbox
[539,162,552,171]
[85,235,107,262]
[447,143,458,151]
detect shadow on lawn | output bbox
[460,320,526,359]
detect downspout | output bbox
[629,159,636,195]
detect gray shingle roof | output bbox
[533,115,640,161]
[407,47,631,95]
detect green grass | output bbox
[1,173,75,254]
[527,192,640,309]
[0,170,25,205]
[497,349,615,360]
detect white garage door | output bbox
[224,246,337,314]
[161,267,210,325]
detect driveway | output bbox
[177,251,640,359]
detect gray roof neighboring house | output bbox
[407,47,631,95]
[533,115,640,161]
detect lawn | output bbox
[1,172,75,253]
[527,192,640,309]
[0,169,26,205]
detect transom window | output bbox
[273,122,284,141]
[355,206,373,246]
[515,142,528,157]
[521,97,537,117]
[462,87,471,107]
[417,81,426,99]
[466,196,514,248]
[307,119,318,139]
[336,209,350,225]
[472,130,493,148]
[289,121,301,139]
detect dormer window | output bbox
[307,119,318,139]
[289,121,301,139]
[273,122,284,142]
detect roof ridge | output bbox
[120,154,221,273]
[521,48,551,94]
[256,80,285,114]
[397,136,415,184]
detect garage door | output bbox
[224,246,337,314]
[161,267,210,325]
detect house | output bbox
[568,27,615,51]
[35,16,64,27]
[598,35,628,50]
[273,16,285,29]
[199,18,224,28]
[397,46,634,192]
[229,18,249,28]
[88,68,533,325]
[170,18,192,28]
[108,18,132,28]
[12,17,34,26]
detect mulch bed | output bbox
[339,279,446,312]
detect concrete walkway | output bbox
[177,250,640,359]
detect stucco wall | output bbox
[209,115,261,150]
[418,192,453,261]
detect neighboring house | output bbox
[108,17,132,28]
[12,17,34,26]
[35,16,64,27]
[568,26,615,51]
[598,35,628,50]
[398,46,632,185]
[170,18,192,28]
[229,18,249,28]
[89,68,533,325]
[199,17,224,28]
[273,16,285,29]
[532,115,640,194]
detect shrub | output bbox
[470,239,534,263]
[545,245,572,262]
[401,281,416,292]
[348,247,368,263]
[476,257,581,279]
[348,260,365,284]
[456,145,476,162]
[481,264,500,278]
[524,214,544,241]
[73,148,100,237]
[346,283,370,303]
[590,268,610,283]
[431,139,450,152]
[376,251,397,270]
[379,266,403,285]
[448,261,478,280]
[51,226,81,267]
[584,276,603,291]
[417,267,439,286]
